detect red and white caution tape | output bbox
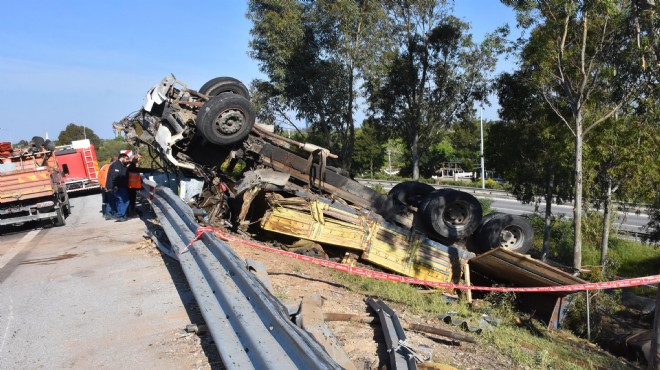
[181,227,660,293]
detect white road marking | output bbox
[0,230,40,270]
[0,297,14,357]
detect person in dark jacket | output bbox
[106,153,131,221]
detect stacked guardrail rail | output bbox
[140,178,341,370]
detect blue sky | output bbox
[0,1,519,142]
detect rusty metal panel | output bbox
[468,247,586,295]
[0,154,57,203]
[468,248,585,329]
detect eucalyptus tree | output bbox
[502,0,652,269]
[490,70,573,260]
[366,0,502,180]
[585,117,659,269]
[248,0,389,172]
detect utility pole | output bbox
[388,149,392,175]
[480,104,485,189]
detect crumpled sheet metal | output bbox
[436,313,500,334]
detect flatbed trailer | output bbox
[0,146,70,227]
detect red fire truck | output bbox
[55,139,101,192]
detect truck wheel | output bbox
[54,205,66,227]
[199,77,250,100]
[196,94,256,146]
[388,181,435,208]
[477,213,533,254]
[420,189,482,239]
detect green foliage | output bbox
[330,266,633,369]
[479,198,494,215]
[433,178,510,191]
[248,0,389,171]
[57,123,102,149]
[370,183,386,195]
[562,290,622,341]
[330,270,462,316]
[490,70,574,206]
[607,239,660,280]
[501,0,656,269]
[96,137,131,166]
[14,139,29,149]
[366,1,504,179]
[450,119,481,170]
[351,121,385,177]
[381,138,406,176]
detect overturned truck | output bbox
[116,74,535,285]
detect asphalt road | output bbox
[0,193,213,369]
[489,197,651,233]
[356,179,651,234]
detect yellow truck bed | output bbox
[261,196,473,283]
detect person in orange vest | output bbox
[127,154,144,216]
[98,156,116,219]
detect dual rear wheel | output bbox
[196,77,256,146]
[387,181,533,253]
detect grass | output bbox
[330,270,468,316]
[329,269,637,369]
[607,238,660,279]
[327,207,654,369]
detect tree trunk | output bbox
[412,131,420,181]
[574,120,584,270]
[542,173,555,261]
[600,178,612,273]
[342,68,356,173]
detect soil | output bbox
[213,233,517,370]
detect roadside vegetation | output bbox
[327,197,655,369]
[330,269,636,370]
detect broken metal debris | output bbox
[293,295,356,370]
[367,297,427,369]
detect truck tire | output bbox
[196,94,256,146]
[54,205,66,227]
[477,213,533,254]
[420,189,482,239]
[387,181,435,208]
[199,77,250,100]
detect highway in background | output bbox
[356,179,651,236]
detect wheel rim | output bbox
[443,202,470,229]
[213,108,246,135]
[499,225,524,249]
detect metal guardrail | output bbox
[140,179,341,370]
[355,179,513,199]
